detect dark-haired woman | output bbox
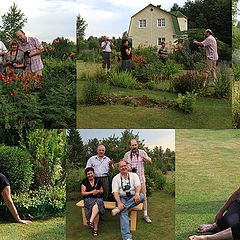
[81,167,105,236]
[4,39,24,74]
[0,173,31,224]
[189,187,240,240]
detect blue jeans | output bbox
[119,193,145,240]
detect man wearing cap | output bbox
[86,144,114,200]
[193,29,218,86]
[101,36,114,72]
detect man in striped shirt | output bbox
[123,139,152,223]
[16,30,44,77]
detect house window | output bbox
[139,19,147,28]
[157,37,166,46]
[157,18,166,27]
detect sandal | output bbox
[92,229,98,236]
[87,221,94,229]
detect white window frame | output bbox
[157,18,166,27]
[157,37,166,46]
[138,19,147,28]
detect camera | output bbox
[132,167,137,173]
[122,184,130,192]
[24,51,30,57]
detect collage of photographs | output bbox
[0,0,239,240]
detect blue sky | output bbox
[0,0,186,42]
[78,129,175,150]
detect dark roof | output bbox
[170,11,188,19]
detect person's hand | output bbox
[133,193,141,203]
[193,40,197,44]
[17,219,32,224]
[109,160,113,166]
[92,189,98,195]
[117,202,125,211]
[215,210,223,222]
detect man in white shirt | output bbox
[101,36,113,72]
[193,29,218,86]
[86,144,113,200]
[0,40,7,72]
[112,161,144,240]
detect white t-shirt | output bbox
[101,41,112,52]
[112,172,141,197]
[0,41,7,63]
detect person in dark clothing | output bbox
[0,173,31,224]
[81,167,105,236]
[189,187,240,240]
[120,39,132,71]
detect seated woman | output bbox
[189,187,240,240]
[0,173,31,224]
[81,167,105,236]
[4,39,24,74]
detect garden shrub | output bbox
[171,71,205,94]
[82,78,109,104]
[154,171,166,190]
[107,71,138,89]
[162,61,181,80]
[78,49,102,63]
[0,146,33,193]
[164,175,175,196]
[67,166,85,193]
[144,80,156,90]
[233,63,240,81]
[213,62,231,97]
[0,184,66,220]
[176,91,198,114]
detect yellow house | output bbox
[128,4,188,49]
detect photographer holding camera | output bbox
[101,36,114,73]
[16,30,44,77]
[111,161,144,240]
[4,39,24,74]
[123,138,152,223]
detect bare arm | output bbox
[215,188,240,221]
[113,192,124,211]
[193,40,203,47]
[81,184,97,196]
[2,186,31,224]
[125,48,131,55]
[29,48,44,57]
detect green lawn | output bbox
[76,62,232,129]
[66,191,175,240]
[0,217,65,240]
[175,129,240,240]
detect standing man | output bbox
[86,144,113,200]
[193,29,218,86]
[123,138,152,223]
[0,40,7,72]
[120,39,132,71]
[101,36,113,73]
[111,161,144,240]
[16,30,44,77]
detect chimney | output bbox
[156,5,161,8]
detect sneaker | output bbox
[143,216,152,223]
[111,207,120,216]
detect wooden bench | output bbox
[76,200,143,231]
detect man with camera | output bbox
[101,36,114,72]
[16,30,44,77]
[86,144,114,200]
[111,160,144,240]
[123,139,152,223]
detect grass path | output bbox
[66,191,175,240]
[175,129,240,240]
[0,217,65,240]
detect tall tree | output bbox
[0,3,27,44]
[76,14,88,53]
[170,3,181,11]
[67,129,85,166]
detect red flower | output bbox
[9,92,15,97]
